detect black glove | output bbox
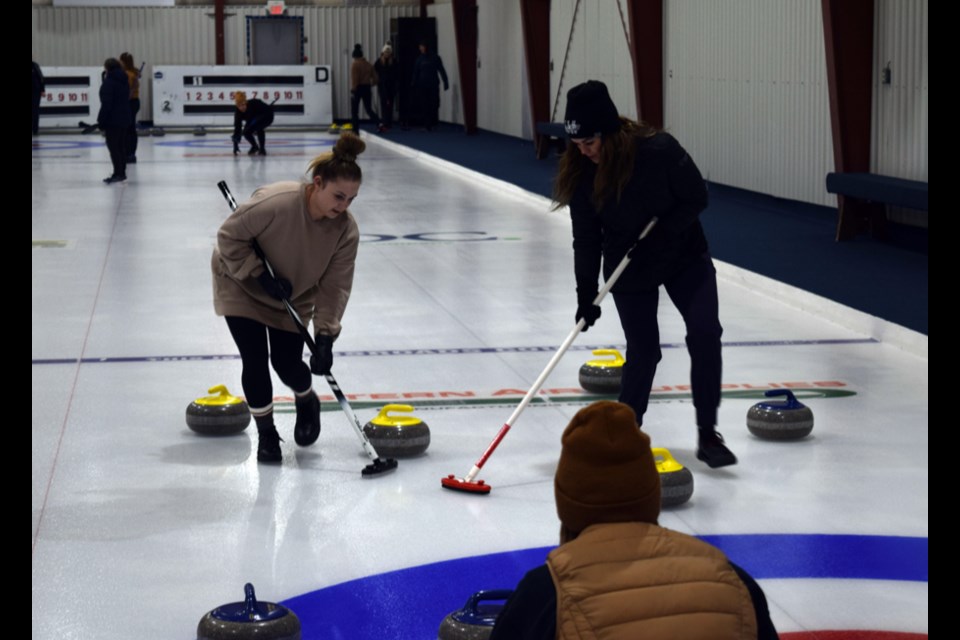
[310,335,334,375]
[232,134,241,155]
[256,270,292,301]
[575,292,601,332]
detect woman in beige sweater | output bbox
[212,133,365,463]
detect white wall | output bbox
[664,0,836,205]
[549,0,637,123]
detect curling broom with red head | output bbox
[441,217,658,494]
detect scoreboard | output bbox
[152,65,332,127]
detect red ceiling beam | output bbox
[452,0,478,134]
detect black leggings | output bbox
[613,253,723,428]
[225,316,311,410]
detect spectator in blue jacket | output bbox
[410,40,448,130]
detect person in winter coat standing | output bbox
[373,43,399,132]
[97,58,131,184]
[553,79,736,468]
[119,52,141,163]
[349,43,378,132]
[410,40,448,130]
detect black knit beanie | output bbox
[563,80,621,138]
[352,44,364,59]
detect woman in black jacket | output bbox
[553,80,736,468]
[97,58,131,184]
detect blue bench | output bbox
[825,172,928,241]
[535,122,567,159]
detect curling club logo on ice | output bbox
[564,120,581,135]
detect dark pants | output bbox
[104,127,127,178]
[126,98,140,158]
[378,89,395,128]
[243,113,274,151]
[612,253,723,428]
[225,316,311,410]
[351,85,377,130]
[417,87,440,128]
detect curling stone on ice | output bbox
[362,404,430,457]
[197,583,300,640]
[654,447,693,507]
[438,589,513,640]
[579,349,624,394]
[186,384,251,435]
[746,389,814,440]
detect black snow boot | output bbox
[254,414,283,463]
[294,392,321,446]
[696,428,738,468]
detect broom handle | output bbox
[461,216,658,484]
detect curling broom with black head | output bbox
[217,180,397,477]
[441,216,658,494]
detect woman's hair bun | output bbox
[332,132,366,163]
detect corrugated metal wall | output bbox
[476,0,525,137]
[32,4,420,122]
[873,0,928,182]
[664,0,835,206]
[549,0,637,124]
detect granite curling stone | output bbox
[746,389,814,440]
[186,384,251,435]
[654,447,694,507]
[362,404,430,457]
[197,583,300,640]
[578,349,624,394]
[438,589,513,640]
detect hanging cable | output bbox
[550,0,582,122]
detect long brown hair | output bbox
[552,117,658,211]
[119,52,135,72]
[307,132,366,184]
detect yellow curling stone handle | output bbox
[585,349,625,368]
[194,384,245,406]
[652,447,685,473]
[370,404,423,427]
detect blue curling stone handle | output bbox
[754,389,807,411]
[451,589,514,626]
[209,583,289,623]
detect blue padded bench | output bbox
[535,122,567,159]
[826,172,928,241]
